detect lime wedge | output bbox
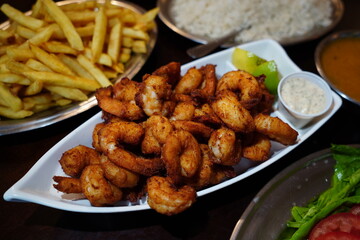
[231,48,266,74]
[252,60,280,95]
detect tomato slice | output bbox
[316,232,360,240]
[309,212,360,240]
[350,204,360,216]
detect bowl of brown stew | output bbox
[315,30,360,106]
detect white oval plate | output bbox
[3,39,342,213]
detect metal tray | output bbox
[0,0,157,135]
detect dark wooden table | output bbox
[1,0,360,239]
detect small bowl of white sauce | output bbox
[277,71,333,128]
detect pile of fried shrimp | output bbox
[53,61,298,215]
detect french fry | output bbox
[28,23,56,46]
[22,71,101,91]
[132,40,147,53]
[0,106,33,119]
[29,43,74,76]
[77,54,112,87]
[16,25,36,40]
[26,58,53,72]
[24,80,43,96]
[41,41,78,55]
[6,60,33,74]
[84,48,112,67]
[6,47,35,61]
[45,85,88,101]
[91,7,107,63]
[0,3,45,30]
[31,0,44,18]
[41,0,84,51]
[107,18,122,63]
[0,82,22,111]
[0,73,31,85]
[123,27,149,41]
[58,54,94,80]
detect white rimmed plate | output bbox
[3,39,342,213]
[0,0,157,136]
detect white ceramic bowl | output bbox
[277,71,333,128]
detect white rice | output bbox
[169,0,333,43]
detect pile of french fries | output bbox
[0,0,158,119]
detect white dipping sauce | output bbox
[280,77,326,114]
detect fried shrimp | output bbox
[254,113,298,145]
[208,127,242,166]
[216,70,262,109]
[100,155,139,188]
[95,82,145,121]
[59,145,101,177]
[174,67,203,94]
[162,130,201,183]
[141,115,173,155]
[242,132,271,161]
[146,176,197,216]
[169,101,196,121]
[192,103,223,127]
[98,121,163,176]
[135,74,172,116]
[211,90,254,133]
[191,64,217,100]
[80,164,123,207]
[53,176,82,194]
[171,120,213,139]
[185,144,215,190]
[152,61,181,87]
[92,122,106,151]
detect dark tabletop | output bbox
[1,0,360,239]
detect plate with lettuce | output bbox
[230,144,360,240]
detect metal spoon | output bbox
[186,25,250,59]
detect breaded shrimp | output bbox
[98,121,163,176]
[254,113,298,145]
[185,144,215,190]
[208,127,242,166]
[141,115,174,155]
[53,176,82,194]
[80,164,123,207]
[95,83,145,121]
[191,64,217,100]
[162,130,201,182]
[216,70,262,109]
[174,67,203,94]
[171,120,213,139]
[92,122,106,151]
[192,103,223,128]
[169,101,196,121]
[242,132,271,161]
[135,74,172,116]
[59,145,101,177]
[211,90,254,133]
[100,155,140,188]
[146,176,196,216]
[152,61,181,87]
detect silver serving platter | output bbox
[315,30,360,106]
[157,0,344,47]
[0,0,157,135]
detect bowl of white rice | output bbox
[157,0,344,46]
